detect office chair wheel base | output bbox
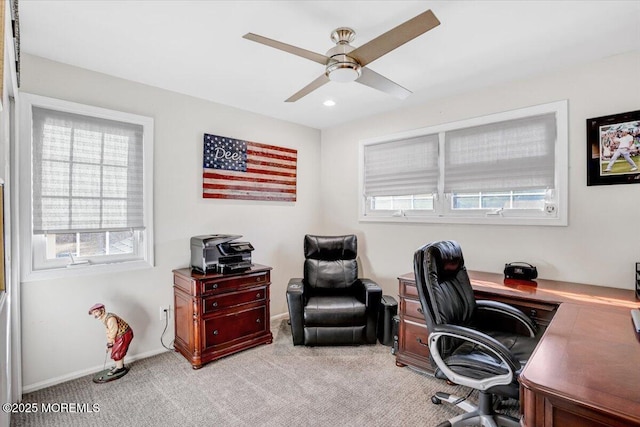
[431,395,442,405]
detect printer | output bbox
[190,234,254,274]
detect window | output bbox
[359,101,568,225]
[19,94,154,280]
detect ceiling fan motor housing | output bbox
[326,27,361,82]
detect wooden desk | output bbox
[396,271,637,373]
[468,271,638,312]
[396,270,640,426]
[520,303,640,427]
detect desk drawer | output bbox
[475,292,557,327]
[402,297,425,321]
[202,286,267,314]
[399,279,419,298]
[399,318,431,364]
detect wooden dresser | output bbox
[173,264,273,369]
[396,270,637,374]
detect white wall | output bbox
[15,49,640,392]
[18,54,322,391]
[320,51,640,296]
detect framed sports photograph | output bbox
[587,109,640,186]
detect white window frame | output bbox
[18,93,155,281]
[359,100,568,226]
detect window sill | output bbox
[22,259,154,283]
[359,214,567,227]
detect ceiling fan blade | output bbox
[285,74,330,102]
[349,9,440,67]
[243,33,329,65]
[356,67,411,99]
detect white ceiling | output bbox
[18,1,640,130]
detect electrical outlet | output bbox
[544,203,557,214]
[159,305,171,321]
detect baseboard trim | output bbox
[22,347,170,394]
[23,313,289,394]
[270,312,288,322]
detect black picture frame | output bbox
[587,109,640,186]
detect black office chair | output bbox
[286,234,382,346]
[413,241,541,427]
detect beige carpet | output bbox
[12,319,475,426]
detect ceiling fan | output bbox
[243,9,440,102]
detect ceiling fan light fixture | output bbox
[328,67,360,83]
[326,57,362,83]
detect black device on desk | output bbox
[504,262,538,281]
[190,234,254,274]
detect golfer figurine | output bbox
[88,303,134,383]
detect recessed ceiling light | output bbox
[323,100,336,107]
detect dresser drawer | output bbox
[202,286,267,314]
[201,271,269,295]
[204,306,267,348]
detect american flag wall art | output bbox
[203,134,297,201]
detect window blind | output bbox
[32,107,145,234]
[443,113,556,193]
[363,134,439,198]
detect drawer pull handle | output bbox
[212,302,218,308]
[417,307,423,314]
[530,309,537,318]
[256,318,261,323]
[256,293,261,299]
[211,283,218,289]
[213,330,219,335]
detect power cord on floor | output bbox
[161,309,174,351]
[452,388,475,405]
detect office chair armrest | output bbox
[426,324,521,392]
[286,278,305,345]
[476,300,537,337]
[357,278,382,307]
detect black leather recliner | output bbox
[286,234,382,346]
[413,241,542,427]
